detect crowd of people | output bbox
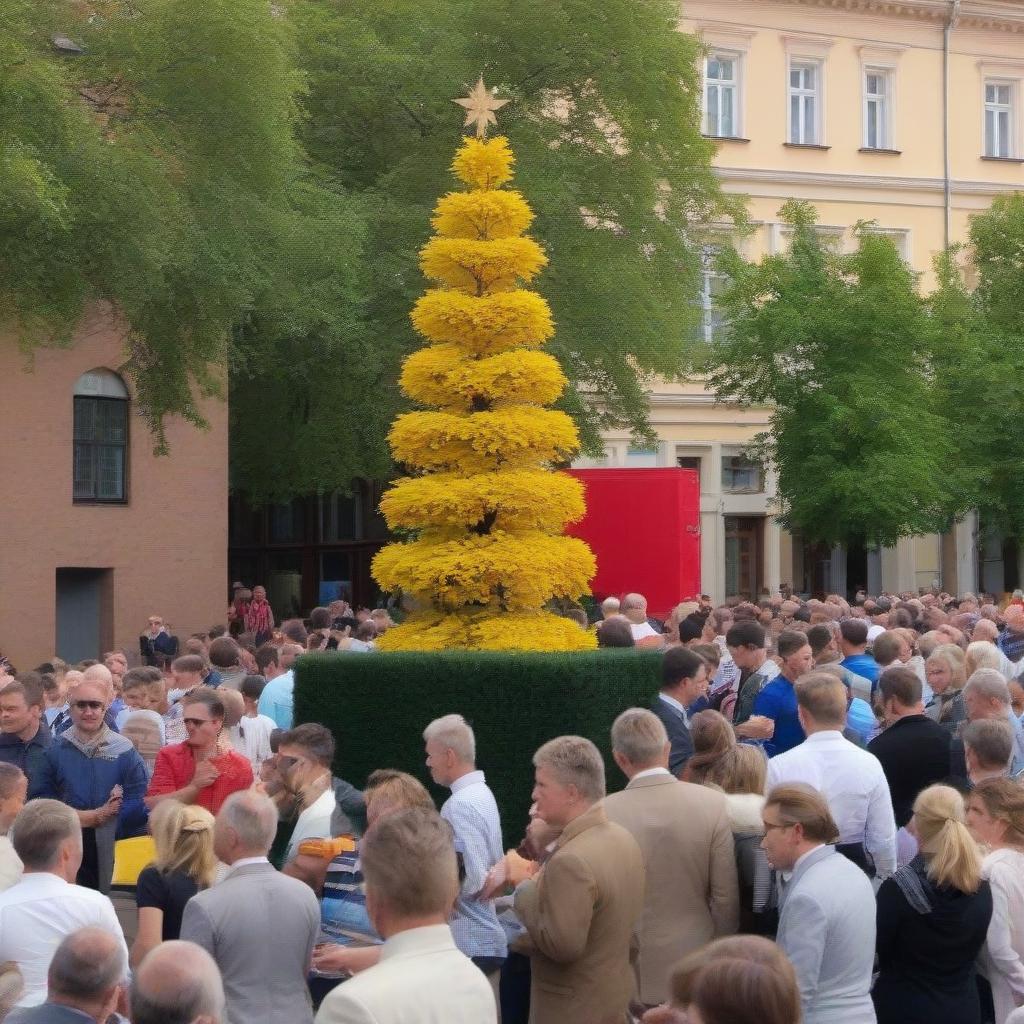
[1,583,1024,1023]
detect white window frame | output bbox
[984,78,1016,158]
[788,58,823,145]
[862,67,893,150]
[703,50,742,139]
[695,243,730,344]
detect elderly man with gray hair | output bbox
[951,669,1024,780]
[131,940,225,1024]
[962,719,1018,785]
[423,715,506,985]
[0,801,127,1010]
[6,926,126,1024]
[603,708,738,1010]
[514,736,644,1024]
[180,790,320,1024]
[622,593,659,642]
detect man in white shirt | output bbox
[278,724,337,863]
[0,800,128,1008]
[622,593,659,642]
[315,806,496,1024]
[766,671,897,880]
[229,676,277,771]
[0,765,26,891]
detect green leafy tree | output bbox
[1,0,362,449]
[230,0,740,500]
[930,196,1024,541]
[706,200,966,548]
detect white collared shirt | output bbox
[782,843,824,883]
[0,872,128,1007]
[631,767,673,782]
[225,856,270,878]
[766,730,897,878]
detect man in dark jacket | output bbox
[651,647,708,777]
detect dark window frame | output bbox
[73,395,129,505]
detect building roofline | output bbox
[769,0,1024,31]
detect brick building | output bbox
[0,307,227,670]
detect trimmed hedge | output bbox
[294,648,662,839]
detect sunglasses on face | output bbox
[183,717,213,728]
[73,700,104,711]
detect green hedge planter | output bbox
[294,648,662,840]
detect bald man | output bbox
[7,926,126,1023]
[131,940,224,1024]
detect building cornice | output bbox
[715,164,1024,195]
[769,0,1024,32]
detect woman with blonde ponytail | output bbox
[130,801,217,967]
[873,785,993,1024]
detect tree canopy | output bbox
[230,0,739,500]
[705,200,969,548]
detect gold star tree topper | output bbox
[453,76,509,138]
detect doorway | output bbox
[724,516,764,600]
[55,568,112,664]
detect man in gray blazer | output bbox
[762,784,876,1024]
[181,790,320,1024]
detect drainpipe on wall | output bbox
[943,0,962,249]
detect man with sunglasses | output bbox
[35,677,148,893]
[145,688,253,816]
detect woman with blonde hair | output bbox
[967,778,1024,1022]
[966,640,1006,681]
[924,643,968,733]
[873,784,993,1024]
[131,801,216,967]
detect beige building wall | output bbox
[0,307,227,669]
[581,0,1024,601]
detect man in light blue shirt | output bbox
[423,714,506,984]
[257,644,303,730]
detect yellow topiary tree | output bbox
[371,128,596,651]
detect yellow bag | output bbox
[111,836,156,888]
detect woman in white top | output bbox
[967,777,1024,1023]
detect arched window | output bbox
[73,369,129,503]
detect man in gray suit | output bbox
[180,790,320,1024]
[762,784,876,1024]
[7,927,125,1024]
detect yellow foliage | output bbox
[411,289,554,353]
[372,531,596,610]
[388,407,579,473]
[450,135,515,190]
[380,469,585,532]
[376,609,596,652]
[400,346,566,409]
[420,236,546,293]
[432,190,533,240]
[372,133,596,651]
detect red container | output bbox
[565,468,701,619]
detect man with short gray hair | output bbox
[604,709,737,1008]
[955,668,1024,777]
[600,596,621,619]
[7,926,125,1023]
[514,736,644,1024]
[423,715,506,981]
[131,940,225,1024]
[962,719,1018,785]
[0,801,127,1009]
[315,807,496,1024]
[180,790,320,1024]
[622,593,658,641]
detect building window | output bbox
[704,53,739,138]
[722,455,763,493]
[696,245,729,344]
[73,369,128,504]
[625,446,659,468]
[788,61,821,145]
[863,68,891,149]
[985,81,1014,157]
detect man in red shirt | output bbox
[145,688,253,815]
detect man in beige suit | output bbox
[603,709,739,1008]
[514,735,644,1024]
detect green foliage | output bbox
[706,201,966,548]
[929,196,1024,541]
[294,648,661,835]
[231,0,739,500]
[0,0,364,450]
